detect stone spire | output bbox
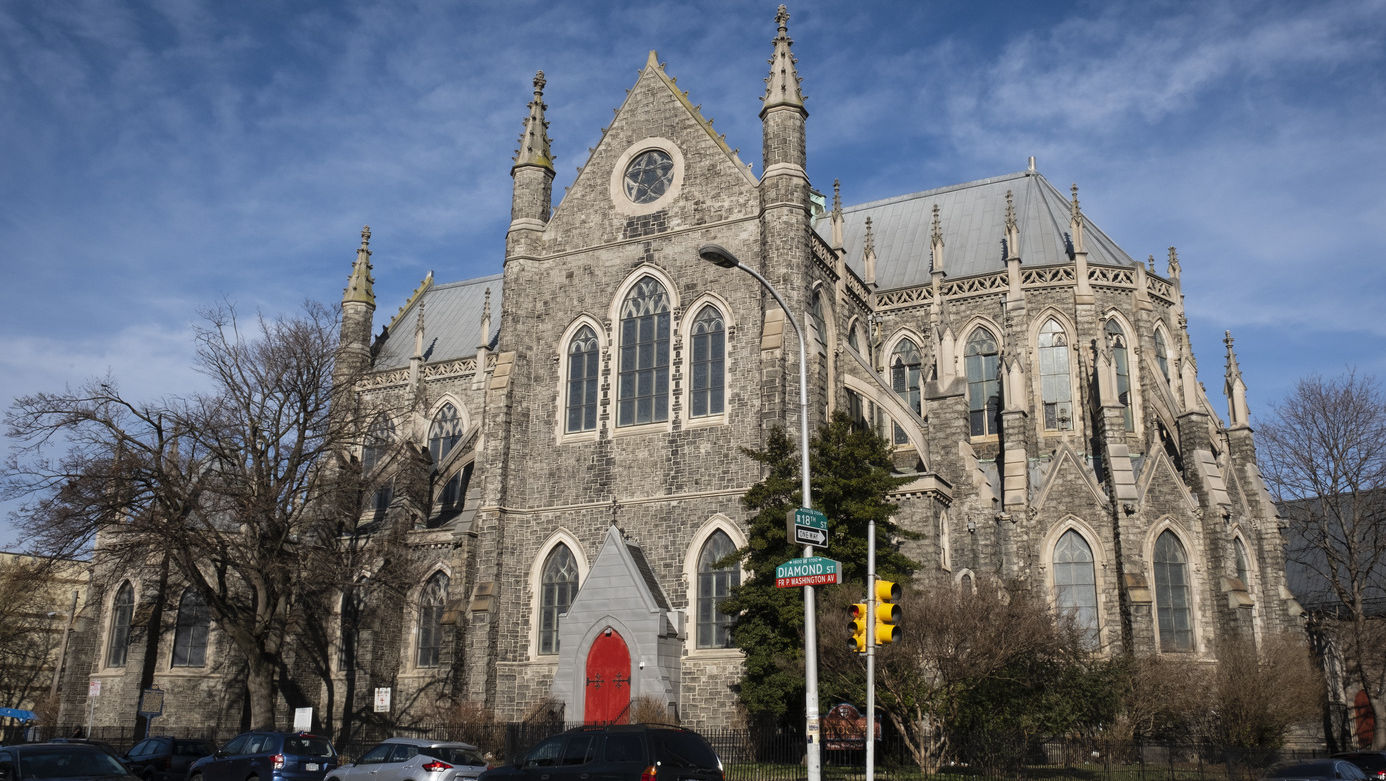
[1224,330,1249,427]
[480,287,493,350]
[930,204,945,275]
[1004,189,1020,261]
[1068,184,1086,256]
[343,226,375,306]
[1167,246,1182,282]
[830,179,844,250]
[761,5,806,116]
[512,71,553,173]
[863,216,877,286]
[1070,184,1093,302]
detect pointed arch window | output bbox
[428,404,463,465]
[696,530,740,649]
[1053,530,1099,647]
[1154,531,1193,652]
[1105,320,1134,430]
[1038,319,1074,431]
[891,338,923,444]
[690,306,725,418]
[171,588,210,667]
[107,582,134,668]
[1154,328,1170,382]
[417,572,449,667]
[566,325,600,433]
[1234,537,1251,586]
[809,290,828,354]
[362,415,395,474]
[965,328,1001,437]
[617,278,670,427]
[539,544,579,654]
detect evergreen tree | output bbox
[722,412,916,727]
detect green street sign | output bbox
[787,507,829,547]
[775,556,841,588]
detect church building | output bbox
[63,7,1302,733]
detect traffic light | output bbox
[849,602,869,653]
[873,580,901,646]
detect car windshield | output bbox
[19,748,129,778]
[422,748,485,766]
[649,732,719,770]
[284,737,335,758]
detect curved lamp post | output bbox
[698,244,821,781]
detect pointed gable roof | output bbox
[826,169,1137,290]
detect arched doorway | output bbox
[584,627,631,724]
[1355,690,1376,748]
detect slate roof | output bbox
[373,274,503,371]
[823,169,1138,290]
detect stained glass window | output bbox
[171,589,210,667]
[690,306,725,418]
[965,328,1001,437]
[624,150,675,204]
[1154,531,1193,652]
[1039,319,1073,430]
[617,278,670,426]
[107,582,133,668]
[417,572,449,667]
[539,545,578,654]
[428,404,462,465]
[1053,530,1099,647]
[566,326,600,433]
[696,531,739,648]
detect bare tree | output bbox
[1260,370,1386,749]
[4,301,375,730]
[0,557,63,713]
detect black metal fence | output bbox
[5,721,1329,781]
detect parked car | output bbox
[328,739,486,781]
[479,724,722,781]
[1260,758,1369,780]
[188,732,337,781]
[0,742,138,781]
[122,737,215,781]
[42,741,130,770]
[1336,752,1386,780]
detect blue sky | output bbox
[3,0,1385,548]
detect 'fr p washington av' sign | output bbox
[774,556,841,588]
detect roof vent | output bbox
[1027,156,1036,172]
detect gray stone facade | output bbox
[59,7,1301,735]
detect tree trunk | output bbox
[247,653,277,729]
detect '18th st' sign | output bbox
[775,556,842,588]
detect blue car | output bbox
[188,732,337,781]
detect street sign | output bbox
[787,507,829,548]
[138,688,163,718]
[374,687,392,713]
[775,556,841,588]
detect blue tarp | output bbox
[0,707,36,722]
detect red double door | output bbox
[584,627,631,724]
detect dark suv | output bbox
[0,743,136,781]
[480,724,722,781]
[122,738,215,781]
[188,732,337,781]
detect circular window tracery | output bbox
[623,149,675,204]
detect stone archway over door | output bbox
[584,627,631,724]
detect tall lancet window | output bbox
[106,581,134,668]
[891,338,923,444]
[1154,531,1193,652]
[965,328,1001,437]
[428,403,462,465]
[361,415,395,474]
[539,544,579,654]
[171,588,210,667]
[617,278,670,426]
[690,306,725,418]
[1105,320,1134,430]
[1053,530,1099,647]
[416,571,448,668]
[1234,537,1251,587]
[696,531,740,648]
[1154,328,1170,382]
[566,325,600,433]
[1038,319,1074,431]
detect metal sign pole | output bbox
[866,519,876,781]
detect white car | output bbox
[330,740,488,781]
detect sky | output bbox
[2,0,1385,549]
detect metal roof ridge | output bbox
[842,170,1036,213]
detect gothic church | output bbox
[64,7,1302,732]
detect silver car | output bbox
[330,740,487,781]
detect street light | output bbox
[698,243,821,781]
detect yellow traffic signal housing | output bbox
[849,603,869,653]
[874,580,901,646]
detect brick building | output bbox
[61,7,1301,733]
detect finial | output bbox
[1224,330,1247,424]
[930,203,945,274]
[1167,246,1181,278]
[1004,190,1019,261]
[1148,254,1156,272]
[863,216,875,254]
[832,179,842,215]
[513,69,554,172]
[1004,190,1016,232]
[1069,184,1086,255]
[360,225,371,250]
[863,216,876,285]
[343,225,376,307]
[761,3,805,113]
[931,203,942,244]
[1070,184,1081,218]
